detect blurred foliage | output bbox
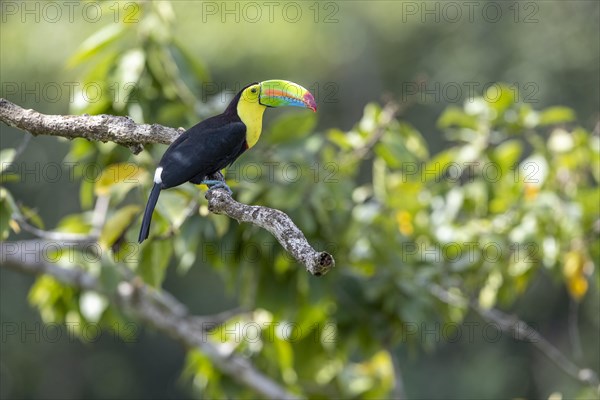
[67,1,209,124]
[1,2,599,399]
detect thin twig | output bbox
[430,284,600,390]
[90,194,110,238]
[11,212,94,243]
[13,132,32,160]
[10,195,110,243]
[1,241,301,400]
[346,101,401,162]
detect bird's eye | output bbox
[250,87,257,93]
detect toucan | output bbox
[138,80,317,243]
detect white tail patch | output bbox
[154,167,163,184]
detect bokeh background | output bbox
[1,1,599,399]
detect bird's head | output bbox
[241,80,317,112]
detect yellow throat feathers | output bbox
[236,89,266,148]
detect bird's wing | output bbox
[159,121,247,188]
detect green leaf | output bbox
[100,260,121,295]
[113,49,146,111]
[539,106,576,126]
[372,157,388,201]
[156,188,194,228]
[174,221,202,274]
[437,106,478,129]
[493,140,523,169]
[484,83,515,114]
[374,143,401,168]
[94,163,148,202]
[266,112,317,144]
[0,149,16,174]
[0,174,18,184]
[99,205,141,250]
[359,103,382,133]
[146,45,177,99]
[65,139,96,163]
[71,83,113,115]
[56,214,92,234]
[67,24,126,67]
[139,239,173,287]
[327,128,353,150]
[28,275,76,323]
[398,122,429,160]
[18,204,44,229]
[80,179,95,210]
[172,39,211,82]
[207,214,230,238]
[273,337,296,384]
[156,103,191,124]
[182,350,224,397]
[0,189,14,240]
[422,148,458,183]
[374,123,428,168]
[83,51,121,82]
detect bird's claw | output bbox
[201,180,233,195]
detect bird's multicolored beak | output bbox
[258,80,317,112]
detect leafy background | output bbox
[1,1,599,399]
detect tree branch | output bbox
[347,101,400,162]
[0,97,335,275]
[430,285,600,391]
[1,241,301,400]
[205,189,334,276]
[0,98,180,154]
[0,97,333,395]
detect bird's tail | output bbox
[138,183,161,243]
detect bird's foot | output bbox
[201,180,233,195]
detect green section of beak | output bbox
[259,80,317,111]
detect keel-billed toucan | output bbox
[138,80,317,243]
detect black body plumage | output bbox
[138,85,253,243]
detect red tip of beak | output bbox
[304,92,317,112]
